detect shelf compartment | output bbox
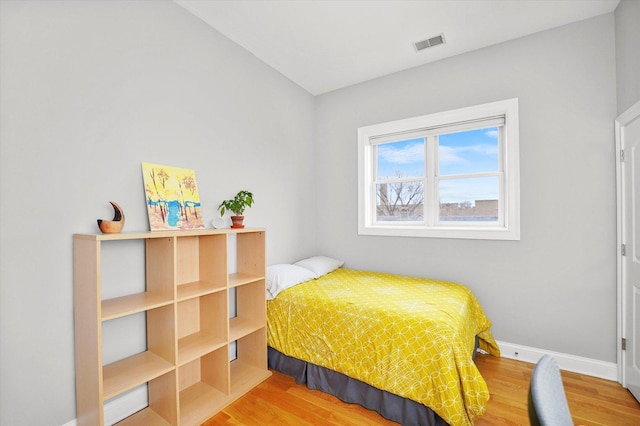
[103,352,174,401]
[179,349,230,426]
[115,407,172,426]
[102,292,173,321]
[179,381,227,426]
[114,370,178,426]
[176,235,227,291]
[229,318,264,342]
[178,332,226,367]
[228,272,263,288]
[229,280,266,341]
[236,231,266,278]
[229,359,272,397]
[177,291,228,365]
[145,237,176,307]
[177,280,225,302]
[230,329,271,396]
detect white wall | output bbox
[615,0,640,114]
[315,14,618,362]
[0,1,316,425]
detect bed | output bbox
[265,257,500,426]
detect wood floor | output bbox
[204,354,640,425]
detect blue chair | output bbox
[528,354,574,426]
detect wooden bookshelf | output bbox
[73,228,271,426]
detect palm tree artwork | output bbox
[142,162,205,230]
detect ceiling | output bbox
[174,0,620,95]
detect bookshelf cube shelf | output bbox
[73,228,270,426]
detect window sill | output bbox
[358,224,520,240]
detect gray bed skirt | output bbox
[268,347,448,426]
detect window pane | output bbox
[376,181,424,221]
[377,138,424,179]
[438,127,499,176]
[439,176,499,222]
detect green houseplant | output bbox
[218,190,254,228]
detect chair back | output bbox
[528,354,574,426]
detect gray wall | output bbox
[315,14,618,362]
[0,1,315,425]
[615,0,640,114]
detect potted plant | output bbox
[218,190,254,228]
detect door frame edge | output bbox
[616,99,640,386]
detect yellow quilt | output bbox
[267,268,500,426]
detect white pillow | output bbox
[266,264,317,300]
[294,256,344,278]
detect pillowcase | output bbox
[266,264,317,300]
[294,256,344,278]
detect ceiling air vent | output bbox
[414,34,446,52]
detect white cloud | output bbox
[438,145,465,164]
[439,144,498,165]
[485,129,499,139]
[378,142,423,164]
[378,140,498,176]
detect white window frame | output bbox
[358,98,520,240]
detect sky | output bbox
[376,127,500,204]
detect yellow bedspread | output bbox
[267,268,500,426]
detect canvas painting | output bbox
[142,162,205,231]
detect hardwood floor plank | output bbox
[475,354,640,426]
[203,354,640,425]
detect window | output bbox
[358,98,520,240]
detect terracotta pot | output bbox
[230,215,245,228]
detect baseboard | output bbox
[61,385,148,426]
[495,340,618,381]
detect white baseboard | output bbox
[61,385,148,426]
[495,340,619,381]
[62,342,619,426]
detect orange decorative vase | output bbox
[97,201,125,234]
